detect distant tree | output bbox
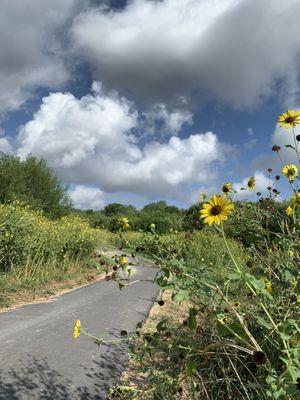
[0,154,71,218]
[165,205,182,214]
[103,203,136,216]
[142,201,168,212]
[182,203,203,231]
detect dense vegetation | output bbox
[75,110,300,400]
[0,154,72,218]
[79,200,184,234]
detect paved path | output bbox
[0,257,158,399]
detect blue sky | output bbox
[0,0,299,209]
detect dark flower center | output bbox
[288,168,295,176]
[285,116,295,123]
[252,350,267,365]
[211,205,222,216]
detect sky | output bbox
[0,0,300,209]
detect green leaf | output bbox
[256,315,273,330]
[172,290,190,302]
[187,308,198,330]
[185,360,196,376]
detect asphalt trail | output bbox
[0,259,158,399]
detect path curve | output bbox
[0,256,158,399]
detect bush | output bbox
[0,202,99,272]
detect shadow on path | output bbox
[0,340,128,400]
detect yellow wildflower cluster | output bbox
[199,109,300,226]
[0,203,100,269]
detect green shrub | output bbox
[0,202,99,272]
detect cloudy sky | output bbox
[1,0,300,209]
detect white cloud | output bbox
[244,138,258,150]
[17,83,231,199]
[233,171,270,200]
[0,0,78,115]
[0,137,13,154]
[143,104,193,135]
[71,0,300,107]
[271,123,299,165]
[69,185,105,209]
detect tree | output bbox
[182,203,204,231]
[103,203,136,216]
[0,154,71,218]
[142,201,168,212]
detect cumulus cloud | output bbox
[142,103,193,136]
[71,0,300,107]
[17,83,231,199]
[233,171,270,200]
[271,123,299,165]
[0,137,13,154]
[0,0,78,115]
[69,185,105,209]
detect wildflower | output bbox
[278,110,300,129]
[275,175,280,180]
[119,216,130,230]
[272,145,281,152]
[265,280,272,293]
[150,223,156,230]
[282,164,298,181]
[73,320,81,339]
[285,206,294,217]
[200,194,234,226]
[252,350,267,365]
[290,192,300,207]
[247,176,256,191]
[222,182,233,194]
[120,256,128,266]
[233,301,240,307]
[267,168,272,172]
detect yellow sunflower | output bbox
[73,320,81,339]
[200,194,234,226]
[282,164,298,181]
[120,256,128,266]
[222,182,233,194]
[290,192,300,207]
[119,216,130,230]
[247,176,256,191]
[285,206,294,217]
[265,280,272,293]
[278,110,300,129]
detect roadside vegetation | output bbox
[0,154,105,309]
[74,111,300,399]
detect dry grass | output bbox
[0,253,113,311]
